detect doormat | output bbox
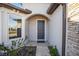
[37,41,45,43]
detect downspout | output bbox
[62,3,67,56]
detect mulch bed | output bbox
[17,46,36,56]
[0,46,36,56]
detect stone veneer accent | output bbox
[66,3,79,56]
[66,20,79,56]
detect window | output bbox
[9,14,22,39]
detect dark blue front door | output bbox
[37,20,45,41]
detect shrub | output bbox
[12,41,16,46]
[8,49,17,56]
[0,45,18,56]
[48,46,58,56]
[0,45,10,51]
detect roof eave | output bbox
[0,3,32,14]
[47,3,60,14]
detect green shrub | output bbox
[48,46,58,56]
[12,41,16,46]
[8,50,17,56]
[0,45,10,51]
[0,45,18,56]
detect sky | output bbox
[12,3,22,7]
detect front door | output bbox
[37,20,45,42]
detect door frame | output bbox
[36,19,46,42]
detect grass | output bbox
[48,46,58,56]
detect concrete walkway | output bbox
[26,41,50,56]
[36,43,50,56]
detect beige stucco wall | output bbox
[0,9,9,46]
[24,3,50,42]
[0,7,28,48]
[23,3,50,14]
[0,11,2,44]
[49,5,63,55]
[28,16,49,41]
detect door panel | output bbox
[37,20,45,41]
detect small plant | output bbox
[8,49,17,56]
[28,44,33,54]
[0,45,10,55]
[48,46,58,56]
[0,44,18,56]
[11,41,16,50]
[12,41,16,46]
[0,45,9,51]
[18,39,24,48]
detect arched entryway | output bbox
[26,14,49,42]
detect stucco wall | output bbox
[49,5,63,55]
[0,7,28,48]
[28,16,49,42]
[23,3,50,14]
[0,8,9,46]
[0,11,2,44]
[22,3,50,43]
